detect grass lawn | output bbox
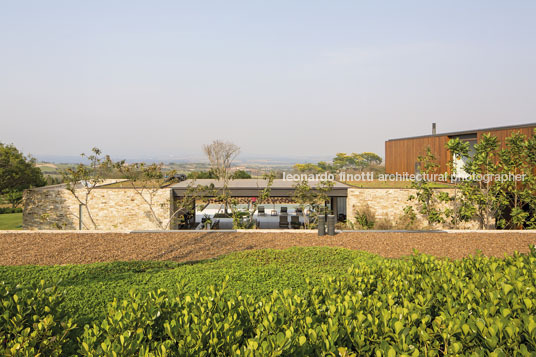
[0,213,22,230]
[0,247,382,327]
[344,179,452,188]
[100,179,165,188]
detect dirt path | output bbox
[0,231,535,266]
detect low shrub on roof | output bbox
[2,249,536,356]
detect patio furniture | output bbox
[279,215,289,229]
[296,207,303,216]
[271,209,278,216]
[280,206,288,215]
[258,206,266,216]
[290,215,301,229]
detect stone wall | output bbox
[23,187,172,230]
[346,188,482,230]
[24,185,486,231]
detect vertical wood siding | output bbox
[386,126,536,175]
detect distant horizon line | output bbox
[33,153,345,165]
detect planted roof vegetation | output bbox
[1,247,535,355]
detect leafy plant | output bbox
[354,204,376,229]
[292,179,334,229]
[230,172,275,229]
[497,131,536,229]
[77,248,536,355]
[446,130,536,230]
[407,147,451,226]
[0,280,75,356]
[3,248,536,355]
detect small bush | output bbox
[0,280,75,356]
[397,206,418,230]
[77,250,536,355]
[0,207,22,214]
[375,217,394,230]
[3,250,536,355]
[354,204,376,229]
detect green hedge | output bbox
[0,207,22,214]
[2,250,536,356]
[0,281,75,356]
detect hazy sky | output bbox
[1,1,535,161]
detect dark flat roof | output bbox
[387,122,536,142]
[171,179,350,197]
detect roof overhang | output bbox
[171,179,349,197]
[386,122,536,142]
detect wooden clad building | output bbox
[385,123,536,175]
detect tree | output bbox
[187,170,218,179]
[293,179,334,229]
[0,143,45,207]
[112,160,213,230]
[332,152,379,171]
[113,161,170,229]
[230,172,274,229]
[407,147,450,226]
[203,140,240,183]
[411,131,536,230]
[232,170,252,179]
[360,152,382,166]
[317,161,335,173]
[460,134,504,229]
[496,131,536,228]
[60,148,107,229]
[170,182,215,230]
[203,140,240,214]
[445,138,473,228]
[333,153,357,170]
[293,163,324,174]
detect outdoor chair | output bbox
[290,215,301,229]
[296,207,303,216]
[279,215,289,229]
[258,206,266,216]
[280,206,288,215]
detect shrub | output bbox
[354,204,375,229]
[375,217,394,230]
[0,280,75,356]
[78,249,536,355]
[3,250,536,355]
[0,207,22,214]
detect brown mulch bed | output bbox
[0,232,535,266]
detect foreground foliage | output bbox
[0,281,75,356]
[1,248,535,356]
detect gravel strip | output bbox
[0,232,535,266]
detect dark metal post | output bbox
[78,204,83,230]
[169,189,175,230]
[317,215,325,236]
[327,214,336,236]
